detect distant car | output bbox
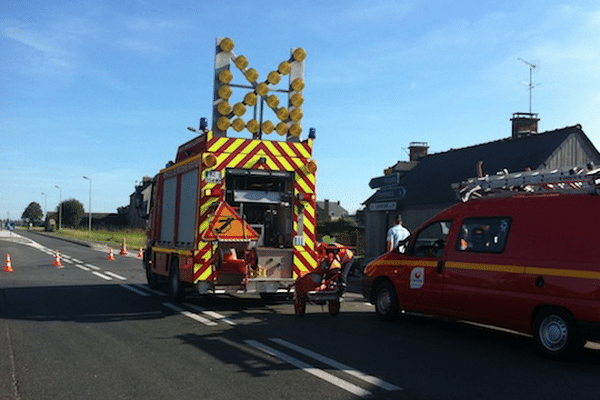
[362,191,600,359]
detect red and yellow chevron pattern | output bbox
[192,132,317,283]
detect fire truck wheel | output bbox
[145,261,159,289]
[168,258,184,302]
[375,280,399,321]
[328,300,340,316]
[294,293,306,317]
[533,307,580,359]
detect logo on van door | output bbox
[410,267,425,289]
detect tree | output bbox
[22,202,43,226]
[58,198,85,227]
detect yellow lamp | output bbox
[290,108,303,122]
[219,38,234,52]
[217,101,231,115]
[246,119,260,134]
[276,107,289,121]
[231,118,245,132]
[276,122,288,136]
[266,95,279,108]
[218,85,232,99]
[292,48,306,62]
[244,92,258,106]
[203,153,218,168]
[218,69,233,84]
[217,117,230,131]
[267,71,281,85]
[234,55,248,70]
[278,61,291,75]
[306,159,318,174]
[233,102,246,116]
[245,68,259,83]
[290,93,304,107]
[256,82,269,97]
[291,78,304,91]
[262,120,275,134]
[289,123,302,137]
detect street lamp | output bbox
[41,192,47,222]
[55,185,62,230]
[83,176,92,236]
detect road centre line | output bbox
[104,271,127,280]
[75,264,91,271]
[134,285,166,297]
[184,303,237,325]
[269,338,401,391]
[91,271,113,281]
[245,340,372,399]
[163,303,218,326]
[120,284,151,297]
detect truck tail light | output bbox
[297,193,315,202]
[205,187,223,197]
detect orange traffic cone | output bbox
[137,248,143,258]
[53,250,62,267]
[108,247,115,261]
[119,237,128,256]
[4,253,14,272]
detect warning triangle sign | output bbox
[201,202,260,242]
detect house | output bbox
[316,199,349,222]
[363,114,600,260]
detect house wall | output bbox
[543,133,600,169]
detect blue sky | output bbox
[2,0,600,220]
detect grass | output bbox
[54,228,147,249]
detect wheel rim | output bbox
[377,288,391,315]
[539,315,568,351]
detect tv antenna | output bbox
[518,58,538,114]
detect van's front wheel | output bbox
[375,281,398,321]
[533,307,580,359]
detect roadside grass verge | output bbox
[54,228,146,249]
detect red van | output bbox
[362,178,600,358]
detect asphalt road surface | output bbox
[1,229,600,400]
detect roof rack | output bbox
[452,165,600,202]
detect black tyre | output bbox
[375,281,399,321]
[328,300,341,316]
[533,307,580,359]
[168,258,184,302]
[145,261,159,289]
[294,293,306,317]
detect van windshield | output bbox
[408,220,452,258]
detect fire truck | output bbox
[142,37,318,300]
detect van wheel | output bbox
[533,307,579,359]
[168,258,184,302]
[375,281,398,321]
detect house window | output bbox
[457,217,511,254]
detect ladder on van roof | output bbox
[452,165,600,202]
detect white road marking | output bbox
[269,338,402,391]
[91,271,113,280]
[245,340,373,399]
[163,303,218,326]
[120,284,151,297]
[104,271,127,280]
[75,264,90,271]
[184,303,237,326]
[85,263,100,270]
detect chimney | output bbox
[511,112,539,138]
[409,142,429,161]
[324,199,330,218]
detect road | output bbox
[1,230,600,400]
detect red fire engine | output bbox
[142,37,318,300]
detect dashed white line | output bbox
[104,271,127,280]
[85,263,100,270]
[91,271,112,281]
[184,303,237,325]
[245,340,373,399]
[75,264,91,271]
[163,303,218,326]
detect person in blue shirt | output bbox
[387,214,410,252]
